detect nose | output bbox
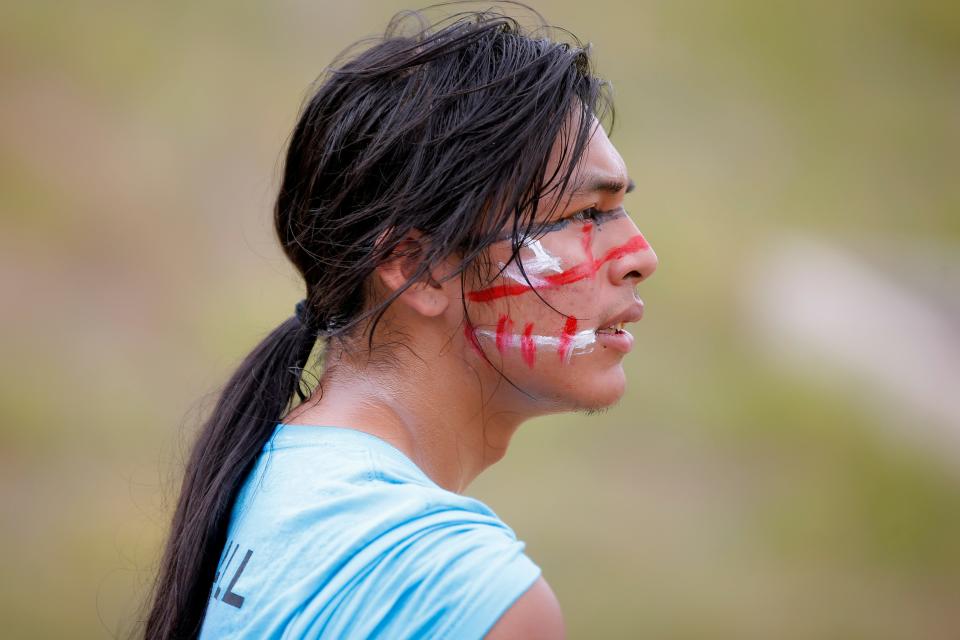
[606,223,658,287]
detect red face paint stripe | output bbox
[466,282,533,303]
[557,316,578,362]
[541,263,593,287]
[597,233,648,262]
[467,233,649,302]
[520,322,536,368]
[580,222,594,258]
[495,314,512,353]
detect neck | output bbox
[283,338,528,493]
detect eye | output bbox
[538,205,617,235]
[570,206,602,223]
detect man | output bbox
[147,7,657,638]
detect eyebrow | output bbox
[491,175,635,242]
[573,175,636,196]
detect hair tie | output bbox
[294,299,325,335]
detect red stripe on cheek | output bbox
[542,263,593,287]
[495,314,512,353]
[467,282,532,302]
[521,323,536,368]
[557,316,578,362]
[581,222,594,260]
[466,232,651,302]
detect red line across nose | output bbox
[467,232,649,303]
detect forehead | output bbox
[541,115,628,213]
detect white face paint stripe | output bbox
[473,328,596,363]
[497,239,564,287]
[525,239,564,273]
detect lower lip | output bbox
[594,329,634,354]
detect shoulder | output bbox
[485,577,566,640]
[384,496,545,638]
[338,485,547,639]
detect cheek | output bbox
[467,221,610,304]
[469,309,597,368]
[464,230,602,368]
[466,276,606,370]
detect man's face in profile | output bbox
[461,119,659,413]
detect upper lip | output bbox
[597,300,645,330]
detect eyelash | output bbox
[570,206,603,222]
[534,205,622,236]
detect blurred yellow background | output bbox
[2,1,959,638]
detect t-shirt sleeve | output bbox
[287,495,544,639]
[314,508,540,640]
[414,518,543,639]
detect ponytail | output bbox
[144,315,316,639]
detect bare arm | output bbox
[484,577,566,640]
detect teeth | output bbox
[595,322,625,334]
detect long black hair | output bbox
[144,4,611,638]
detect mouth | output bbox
[595,322,628,335]
[594,300,645,336]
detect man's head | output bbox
[277,6,657,414]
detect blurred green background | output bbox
[2,1,959,638]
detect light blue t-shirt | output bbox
[199,424,541,639]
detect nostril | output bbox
[625,270,643,281]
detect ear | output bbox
[374,231,450,319]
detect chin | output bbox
[579,383,626,411]
[564,363,628,411]
[506,359,629,413]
